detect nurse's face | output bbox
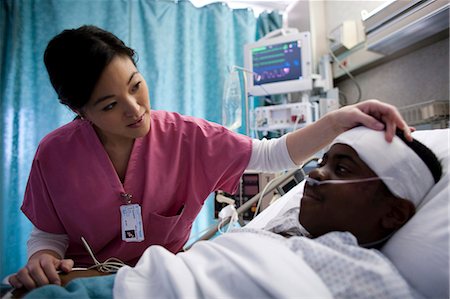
[82,55,151,145]
[299,144,392,244]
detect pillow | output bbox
[245,182,304,229]
[381,128,449,298]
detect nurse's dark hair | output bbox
[44,25,136,110]
[395,129,442,183]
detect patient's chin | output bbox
[298,213,312,231]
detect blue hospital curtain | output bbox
[0,0,281,278]
[0,0,132,280]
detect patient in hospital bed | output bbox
[21,127,445,299]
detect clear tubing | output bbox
[305,176,395,186]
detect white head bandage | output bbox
[330,127,435,207]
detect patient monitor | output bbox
[244,29,313,96]
[243,29,323,133]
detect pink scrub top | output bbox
[21,110,252,266]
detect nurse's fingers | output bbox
[8,274,23,289]
[381,114,414,143]
[357,99,412,142]
[351,110,385,131]
[382,115,396,142]
[28,261,51,287]
[14,267,37,290]
[59,259,74,273]
[41,259,61,285]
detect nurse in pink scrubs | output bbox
[9,25,411,290]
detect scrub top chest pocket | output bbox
[146,202,201,251]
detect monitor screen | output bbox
[244,31,312,96]
[252,40,302,86]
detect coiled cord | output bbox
[81,237,125,273]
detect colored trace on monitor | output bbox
[252,41,302,86]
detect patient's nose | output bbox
[308,167,328,182]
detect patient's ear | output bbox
[381,198,415,231]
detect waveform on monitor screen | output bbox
[254,68,292,81]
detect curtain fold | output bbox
[254,10,285,118]
[256,10,283,40]
[0,0,281,278]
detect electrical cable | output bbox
[81,237,125,273]
[231,65,271,97]
[292,112,303,131]
[339,89,349,106]
[184,222,222,248]
[328,50,362,105]
[253,175,278,218]
[252,157,318,219]
[217,206,239,234]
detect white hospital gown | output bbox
[237,207,416,299]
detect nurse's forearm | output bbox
[27,226,69,260]
[248,112,340,170]
[247,134,297,172]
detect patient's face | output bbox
[299,144,391,244]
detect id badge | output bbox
[120,204,145,242]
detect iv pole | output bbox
[230,65,253,137]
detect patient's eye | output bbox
[335,164,350,175]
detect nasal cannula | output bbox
[305,176,395,186]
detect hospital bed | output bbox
[197,128,449,298]
[4,128,449,299]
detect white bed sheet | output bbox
[114,230,332,299]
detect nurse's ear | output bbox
[380,197,415,231]
[69,107,86,120]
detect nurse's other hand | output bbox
[330,99,412,142]
[8,250,74,290]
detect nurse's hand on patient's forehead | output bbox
[357,100,413,142]
[333,99,413,142]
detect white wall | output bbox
[287,0,390,69]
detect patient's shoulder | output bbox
[287,232,415,298]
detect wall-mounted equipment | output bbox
[252,102,318,132]
[329,20,365,56]
[362,0,449,55]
